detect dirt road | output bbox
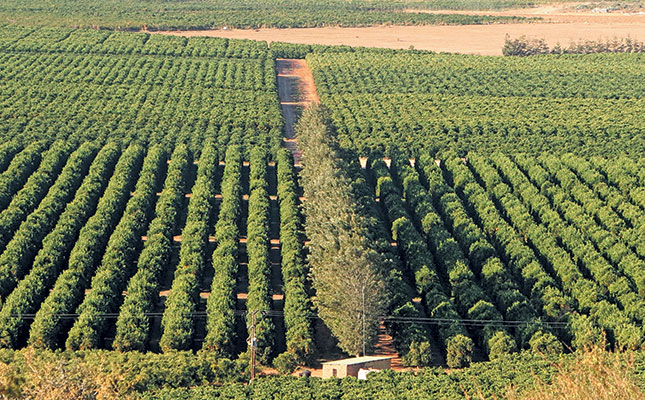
[275,59,319,163]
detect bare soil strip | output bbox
[275,59,319,163]
[374,322,404,370]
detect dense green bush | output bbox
[402,341,433,367]
[446,334,474,368]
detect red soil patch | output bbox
[235,293,285,300]
[274,58,320,163]
[276,59,320,105]
[374,322,405,370]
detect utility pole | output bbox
[362,283,366,357]
[248,310,258,382]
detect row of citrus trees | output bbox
[0,2,527,32]
[0,25,284,157]
[308,52,644,99]
[0,26,269,58]
[317,92,645,156]
[350,149,645,364]
[0,140,314,361]
[306,51,645,157]
[4,52,273,92]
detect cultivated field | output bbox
[158,3,645,55]
[0,1,644,398]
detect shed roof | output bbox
[321,356,393,366]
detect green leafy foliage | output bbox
[0,26,282,155]
[0,143,98,347]
[297,106,391,356]
[245,147,275,363]
[65,145,166,350]
[275,149,314,363]
[0,1,528,31]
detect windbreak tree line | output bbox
[503,35,645,56]
[296,105,392,356]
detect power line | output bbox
[8,310,577,329]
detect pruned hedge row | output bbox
[0,141,20,175]
[65,145,166,350]
[0,141,47,213]
[561,154,645,262]
[275,149,313,364]
[369,159,453,366]
[27,143,142,349]
[0,141,71,255]
[467,154,642,350]
[417,158,542,348]
[389,157,505,361]
[160,141,218,352]
[0,143,100,348]
[442,156,568,350]
[203,145,243,355]
[113,144,190,352]
[0,142,106,303]
[531,154,645,298]
[245,147,275,363]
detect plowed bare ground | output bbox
[408,2,645,24]
[154,2,645,55]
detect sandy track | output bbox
[275,59,319,163]
[157,21,645,55]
